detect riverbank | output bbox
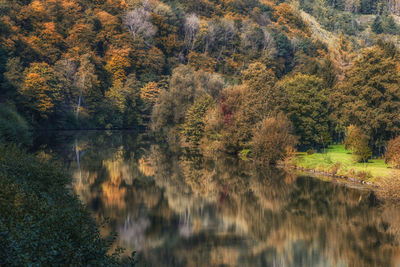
[293,145,399,185]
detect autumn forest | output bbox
[1,0,400,266]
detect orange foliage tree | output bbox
[20,62,61,119]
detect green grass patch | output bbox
[294,144,398,182]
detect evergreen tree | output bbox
[372,16,384,34]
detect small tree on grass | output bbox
[385,136,400,168]
[344,125,372,163]
[251,113,298,165]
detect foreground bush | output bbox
[385,136,400,168]
[0,104,31,146]
[251,114,297,165]
[0,144,132,266]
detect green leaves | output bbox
[335,43,400,149]
[0,145,131,266]
[278,74,331,148]
[182,94,213,145]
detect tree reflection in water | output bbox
[34,131,400,267]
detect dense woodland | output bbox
[0,0,399,157]
[0,0,400,265]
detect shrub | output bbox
[385,136,400,168]
[251,114,297,165]
[356,171,372,181]
[306,149,315,155]
[239,149,251,160]
[0,104,31,146]
[329,162,342,175]
[353,141,372,163]
[377,174,400,202]
[0,144,133,266]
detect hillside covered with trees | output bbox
[0,0,399,136]
[0,0,400,264]
[0,0,399,154]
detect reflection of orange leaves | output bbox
[101,181,127,208]
[138,157,155,177]
[101,154,128,208]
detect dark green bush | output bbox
[0,144,132,266]
[0,104,31,146]
[306,149,315,155]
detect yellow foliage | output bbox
[30,0,45,13]
[140,82,160,104]
[274,3,311,37]
[138,157,155,177]
[66,22,94,50]
[41,22,63,45]
[21,72,54,115]
[105,47,131,80]
[61,0,82,14]
[159,34,182,54]
[105,0,128,11]
[95,10,119,34]
[188,51,216,72]
[105,80,128,112]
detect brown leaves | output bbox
[251,113,297,164]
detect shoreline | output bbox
[292,165,377,187]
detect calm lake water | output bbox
[34,131,400,267]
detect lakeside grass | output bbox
[294,144,399,182]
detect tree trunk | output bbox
[76,90,82,120]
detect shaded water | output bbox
[34,131,400,267]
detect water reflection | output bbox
[34,131,400,267]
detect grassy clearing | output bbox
[294,145,399,182]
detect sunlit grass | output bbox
[294,145,398,182]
